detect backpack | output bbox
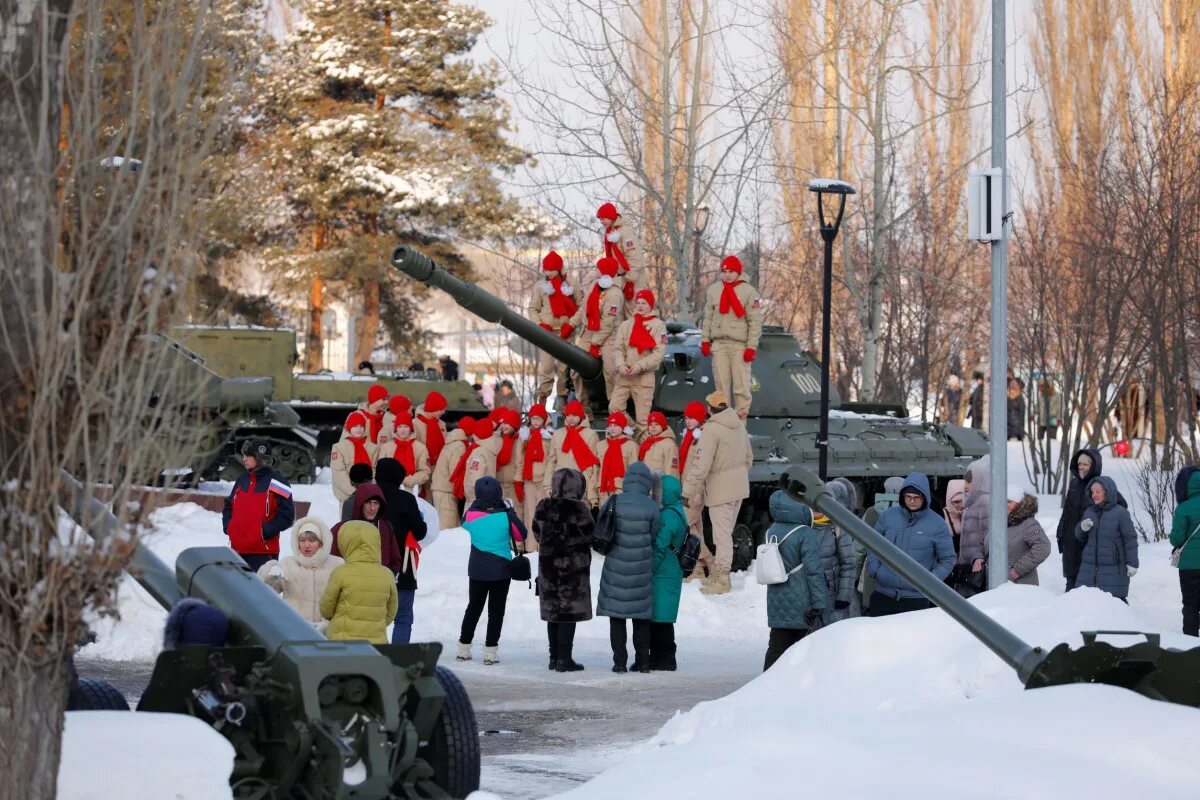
[755,525,806,585]
[591,496,618,554]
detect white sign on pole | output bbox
[967,168,1007,242]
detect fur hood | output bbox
[1006,494,1038,526]
[292,516,335,568]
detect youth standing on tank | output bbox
[596,462,659,673]
[458,477,526,665]
[374,458,428,644]
[1170,465,1200,636]
[866,473,955,616]
[533,468,595,671]
[610,289,666,432]
[575,256,625,397]
[650,475,688,670]
[1074,475,1138,602]
[596,202,645,314]
[529,251,578,407]
[762,490,827,671]
[700,256,763,419]
[222,438,296,571]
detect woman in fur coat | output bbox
[533,468,595,672]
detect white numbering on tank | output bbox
[791,372,821,394]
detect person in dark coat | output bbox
[1056,447,1127,591]
[533,468,595,671]
[373,458,428,644]
[340,463,375,522]
[866,473,955,616]
[222,438,296,571]
[1006,379,1026,440]
[1074,475,1138,600]
[331,483,404,578]
[812,479,861,624]
[763,491,827,671]
[966,371,985,430]
[596,461,660,673]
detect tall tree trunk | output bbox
[305,225,326,372]
[354,279,381,367]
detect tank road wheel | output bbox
[272,441,316,485]
[424,666,480,799]
[69,678,130,711]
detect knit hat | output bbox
[635,289,656,309]
[473,420,495,440]
[647,411,667,429]
[705,391,729,409]
[543,250,564,272]
[367,384,388,404]
[563,400,587,419]
[1006,484,1027,504]
[423,391,447,413]
[720,255,743,274]
[684,401,707,422]
[499,408,521,430]
[388,394,412,416]
[597,257,619,277]
[606,411,629,429]
[345,411,368,431]
[596,202,619,221]
[393,412,414,429]
[348,462,373,485]
[456,416,477,436]
[527,403,549,421]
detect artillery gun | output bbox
[784,465,1200,707]
[391,245,988,568]
[62,472,481,799]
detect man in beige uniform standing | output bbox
[701,255,763,418]
[529,250,579,407]
[681,391,751,594]
[609,289,667,433]
[596,202,643,316]
[574,256,625,398]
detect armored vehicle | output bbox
[62,472,482,798]
[174,326,487,465]
[392,245,988,569]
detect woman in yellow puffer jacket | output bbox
[320,521,398,644]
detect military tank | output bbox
[174,326,487,465]
[392,245,988,570]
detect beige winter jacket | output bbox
[412,408,447,451]
[495,432,521,488]
[257,517,344,633]
[431,429,469,494]
[639,428,679,478]
[702,281,763,348]
[543,425,601,507]
[513,427,554,486]
[598,436,639,498]
[464,434,504,503]
[528,274,579,329]
[376,436,431,490]
[681,408,752,506]
[572,274,626,351]
[614,312,667,387]
[331,437,378,503]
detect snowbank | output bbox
[552,586,1200,799]
[58,712,234,799]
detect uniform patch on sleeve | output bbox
[660,334,667,343]
[752,297,762,309]
[331,451,339,461]
[625,240,634,248]
[608,304,618,315]
[671,456,679,468]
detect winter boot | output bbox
[555,642,584,672]
[456,642,472,661]
[700,570,731,595]
[483,646,499,665]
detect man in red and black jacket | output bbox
[222,438,296,570]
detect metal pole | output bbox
[987,0,1009,591]
[818,220,834,481]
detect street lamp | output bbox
[808,178,855,481]
[691,203,710,316]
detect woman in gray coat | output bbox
[999,485,1051,585]
[815,478,865,622]
[1074,475,1139,600]
[596,461,660,673]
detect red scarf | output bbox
[522,431,545,480]
[604,227,637,301]
[628,314,658,353]
[679,429,696,475]
[638,435,664,462]
[450,442,479,500]
[497,432,517,468]
[600,438,628,493]
[362,409,384,442]
[562,425,600,471]
[418,415,445,464]
[586,282,604,330]
[348,435,371,466]
[548,277,578,319]
[719,280,746,318]
[391,437,416,477]
[403,531,422,574]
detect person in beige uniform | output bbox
[596,202,644,315]
[331,412,379,504]
[573,256,625,398]
[677,401,709,580]
[609,289,667,432]
[543,400,601,508]
[375,412,431,493]
[528,250,579,406]
[431,417,474,530]
[681,392,752,594]
[514,403,552,549]
[701,255,763,418]
[597,411,639,505]
[378,394,414,446]
[493,408,522,518]
[463,420,502,505]
[638,411,679,478]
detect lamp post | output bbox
[690,202,710,318]
[808,179,855,481]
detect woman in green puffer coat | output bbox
[650,475,688,670]
[1170,466,1200,636]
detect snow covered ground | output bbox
[71,443,1199,799]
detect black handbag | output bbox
[591,496,618,554]
[675,532,702,575]
[510,552,531,582]
[952,561,987,598]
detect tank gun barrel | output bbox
[392,245,603,380]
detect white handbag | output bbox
[1169,521,1200,568]
[755,525,805,585]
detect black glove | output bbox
[834,600,850,611]
[805,611,825,631]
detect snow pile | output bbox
[552,586,1200,799]
[58,712,234,799]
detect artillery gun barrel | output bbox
[784,466,1045,681]
[392,245,604,380]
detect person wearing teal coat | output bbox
[1170,466,1200,636]
[763,490,828,671]
[650,475,688,670]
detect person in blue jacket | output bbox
[866,472,955,616]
